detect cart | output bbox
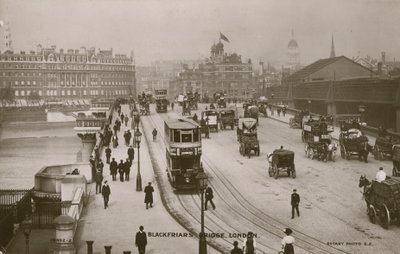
[268,149,296,179]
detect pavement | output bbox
[74,104,199,254]
[6,229,54,254]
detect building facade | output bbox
[0,45,135,100]
[169,67,203,98]
[198,41,254,100]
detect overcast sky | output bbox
[1,0,399,66]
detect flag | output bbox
[220,32,230,43]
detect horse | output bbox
[359,175,372,209]
[358,141,373,163]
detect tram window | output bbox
[182,133,192,142]
[193,129,199,142]
[173,130,180,142]
[172,157,194,169]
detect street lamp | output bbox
[358,105,366,124]
[135,127,142,191]
[21,216,32,254]
[196,172,208,254]
[307,100,311,113]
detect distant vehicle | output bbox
[373,134,400,161]
[244,105,259,124]
[218,109,235,130]
[339,118,371,162]
[201,110,219,132]
[154,89,169,113]
[289,110,310,129]
[268,149,296,179]
[237,118,259,158]
[164,118,204,190]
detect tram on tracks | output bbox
[164,118,204,190]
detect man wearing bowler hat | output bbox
[291,189,300,219]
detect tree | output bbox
[0,86,15,107]
[27,91,41,106]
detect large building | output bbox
[282,56,374,86]
[197,41,254,100]
[0,45,135,100]
[169,66,203,98]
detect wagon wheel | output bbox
[273,164,279,179]
[292,164,296,178]
[368,205,377,224]
[340,144,345,159]
[268,166,273,177]
[304,144,308,157]
[373,146,378,160]
[239,143,244,155]
[379,204,390,229]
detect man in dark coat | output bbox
[291,189,300,219]
[97,159,104,173]
[124,158,131,181]
[94,145,100,161]
[105,146,112,164]
[89,155,96,178]
[101,181,111,209]
[95,170,103,194]
[135,225,147,254]
[128,146,135,161]
[144,182,154,209]
[124,130,132,146]
[231,241,243,254]
[118,160,125,182]
[205,186,216,210]
[113,124,118,136]
[110,158,118,181]
[121,113,125,123]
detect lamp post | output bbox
[135,127,142,191]
[358,105,366,124]
[307,100,311,113]
[21,216,32,254]
[196,172,208,254]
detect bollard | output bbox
[123,252,131,254]
[104,245,112,254]
[86,241,94,254]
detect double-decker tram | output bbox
[164,118,204,189]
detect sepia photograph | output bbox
[0,0,400,253]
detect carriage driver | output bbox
[375,167,386,183]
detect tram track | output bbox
[144,108,351,254]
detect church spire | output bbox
[330,34,336,58]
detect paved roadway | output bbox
[140,103,398,254]
[74,105,203,254]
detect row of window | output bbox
[0,63,134,72]
[0,55,131,65]
[14,89,129,97]
[10,80,131,87]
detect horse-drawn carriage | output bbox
[373,135,399,161]
[268,149,296,179]
[392,145,400,177]
[289,110,309,129]
[218,109,235,130]
[237,118,259,158]
[139,103,150,115]
[201,110,219,132]
[339,120,370,162]
[359,176,400,229]
[244,105,259,124]
[302,117,335,162]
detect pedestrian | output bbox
[110,157,118,181]
[124,130,132,146]
[124,158,131,181]
[97,159,104,173]
[375,167,386,182]
[152,128,157,142]
[231,241,243,254]
[282,106,287,117]
[291,189,300,219]
[105,146,112,164]
[192,113,198,122]
[101,180,111,209]
[128,145,135,161]
[125,114,129,127]
[205,186,216,210]
[112,135,118,148]
[113,124,118,136]
[281,228,295,254]
[118,160,125,182]
[121,113,125,123]
[95,170,103,194]
[135,225,147,254]
[171,101,174,110]
[144,182,154,209]
[277,108,281,116]
[94,145,100,161]
[243,232,256,254]
[89,155,96,177]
